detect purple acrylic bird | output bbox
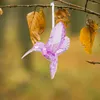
[22,22,70,79]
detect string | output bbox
[50,2,55,28]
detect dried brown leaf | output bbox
[27,8,45,45]
[80,19,99,54]
[0,8,3,15]
[55,8,70,27]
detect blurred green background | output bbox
[0,0,100,100]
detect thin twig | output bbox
[0,4,50,8]
[85,0,89,11]
[86,60,100,64]
[54,0,100,17]
[0,3,100,17]
[89,0,100,4]
[54,0,83,9]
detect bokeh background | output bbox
[0,0,100,100]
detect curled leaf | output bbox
[80,19,99,54]
[27,8,45,45]
[55,8,70,27]
[86,18,99,32]
[0,8,3,15]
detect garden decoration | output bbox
[22,2,70,79]
[22,22,70,79]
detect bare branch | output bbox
[54,0,100,17]
[85,0,89,11]
[0,2,100,17]
[54,0,83,9]
[0,4,50,8]
[86,60,100,64]
[89,0,100,4]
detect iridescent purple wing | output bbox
[56,36,70,55]
[21,42,44,59]
[45,22,66,53]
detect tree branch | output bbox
[89,0,100,4]
[54,0,100,17]
[0,2,100,17]
[85,0,89,11]
[86,60,100,64]
[54,0,83,9]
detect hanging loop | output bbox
[50,2,55,28]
